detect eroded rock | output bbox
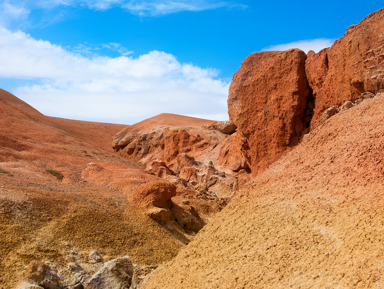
[17,282,44,289]
[218,132,250,172]
[204,121,237,134]
[23,261,64,289]
[83,256,133,289]
[89,251,103,264]
[146,207,172,223]
[128,181,176,209]
[170,203,205,232]
[306,8,384,126]
[228,49,311,174]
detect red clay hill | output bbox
[0,90,229,288]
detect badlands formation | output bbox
[0,6,383,289]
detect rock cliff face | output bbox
[227,49,312,174]
[226,8,384,174]
[306,8,384,126]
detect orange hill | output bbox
[0,90,184,288]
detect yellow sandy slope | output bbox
[143,95,384,288]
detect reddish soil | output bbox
[0,90,186,288]
[0,89,229,288]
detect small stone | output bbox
[89,250,103,264]
[340,100,354,111]
[204,121,237,134]
[360,91,375,99]
[24,261,63,289]
[84,256,133,289]
[147,207,172,223]
[319,106,339,125]
[374,92,384,99]
[68,263,84,273]
[17,282,44,289]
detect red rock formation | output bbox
[128,180,176,209]
[228,49,311,174]
[306,8,384,126]
[161,129,210,171]
[113,114,238,198]
[218,132,250,172]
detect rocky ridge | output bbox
[226,8,384,175]
[112,114,240,200]
[113,9,384,178]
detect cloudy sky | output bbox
[0,0,382,124]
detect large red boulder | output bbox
[306,8,384,127]
[228,49,312,174]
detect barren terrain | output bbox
[143,93,384,289]
[0,89,219,288]
[2,7,384,289]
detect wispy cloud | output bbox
[263,38,335,54]
[71,42,133,57]
[122,0,246,16]
[0,1,30,27]
[0,0,245,23]
[0,26,229,123]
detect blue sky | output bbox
[0,0,382,124]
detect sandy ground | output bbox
[142,95,384,288]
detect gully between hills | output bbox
[4,7,384,289]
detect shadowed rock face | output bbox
[228,49,312,174]
[306,7,384,126]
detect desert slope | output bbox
[143,94,384,288]
[0,90,186,288]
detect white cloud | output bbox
[262,38,335,54]
[0,1,30,27]
[0,26,229,123]
[123,0,244,16]
[0,0,244,19]
[80,0,123,10]
[3,1,29,17]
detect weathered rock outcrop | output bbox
[128,180,205,232]
[84,256,133,289]
[228,49,312,174]
[19,261,64,289]
[18,255,135,289]
[218,132,250,172]
[113,114,238,198]
[223,9,384,175]
[306,8,384,126]
[128,181,176,209]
